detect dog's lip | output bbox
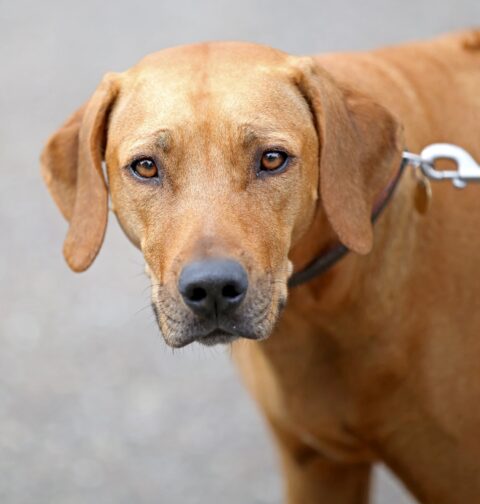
[198,328,239,346]
[204,328,234,337]
[198,326,265,346]
[164,326,236,348]
[168,326,259,348]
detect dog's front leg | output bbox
[269,421,372,504]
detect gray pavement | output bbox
[1,0,479,502]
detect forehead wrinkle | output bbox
[116,128,174,162]
[239,123,301,152]
[186,48,217,177]
[241,126,258,148]
[188,43,213,103]
[156,130,173,152]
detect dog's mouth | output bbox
[197,328,240,346]
[150,272,288,348]
[151,292,285,348]
[154,317,260,348]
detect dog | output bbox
[41,30,480,503]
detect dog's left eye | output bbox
[259,151,288,173]
[130,158,159,179]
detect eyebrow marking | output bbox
[242,128,258,148]
[156,130,172,152]
[121,128,174,163]
[239,123,298,152]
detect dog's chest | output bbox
[232,332,376,463]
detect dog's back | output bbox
[316,30,480,153]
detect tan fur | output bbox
[42,30,480,503]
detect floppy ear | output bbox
[292,58,403,254]
[41,73,119,272]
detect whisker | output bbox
[132,304,155,317]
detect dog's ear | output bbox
[41,73,120,272]
[292,58,403,254]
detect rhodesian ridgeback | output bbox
[42,30,480,503]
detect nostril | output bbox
[222,283,241,299]
[189,287,207,302]
[179,259,248,317]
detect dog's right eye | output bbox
[130,158,159,179]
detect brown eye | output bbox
[130,158,158,179]
[260,151,288,172]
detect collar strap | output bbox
[288,156,408,288]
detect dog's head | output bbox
[41,42,402,347]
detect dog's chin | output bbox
[197,329,241,346]
[152,305,280,349]
[160,325,271,349]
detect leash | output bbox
[288,143,480,288]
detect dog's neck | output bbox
[287,166,416,320]
[288,156,408,288]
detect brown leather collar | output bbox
[288,157,407,288]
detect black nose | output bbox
[178,259,248,319]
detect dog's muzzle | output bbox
[151,258,283,348]
[172,259,249,346]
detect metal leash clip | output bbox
[403,144,480,189]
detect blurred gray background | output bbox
[1,0,479,502]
